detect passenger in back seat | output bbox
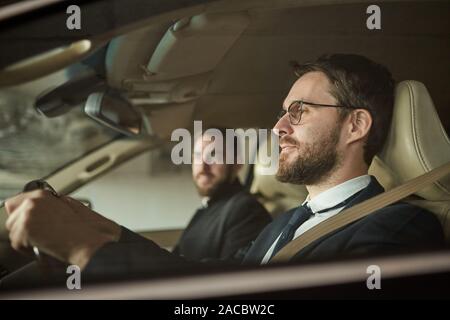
[172,128,271,262]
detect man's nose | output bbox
[200,160,211,172]
[273,113,292,137]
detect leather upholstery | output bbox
[370,80,450,242]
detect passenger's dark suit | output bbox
[82,176,445,277]
[172,180,272,261]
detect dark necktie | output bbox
[269,189,363,260]
[269,204,313,260]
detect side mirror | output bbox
[84,90,150,136]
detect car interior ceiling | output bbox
[102,1,450,135]
[6,1,448,137]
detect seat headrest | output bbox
[373,80,450,201]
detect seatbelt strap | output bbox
[270,161,450,263]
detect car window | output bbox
[0,74,118,202]
[72,145,201,232]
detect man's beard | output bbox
[194,166,234,197]
[276,123,342,185]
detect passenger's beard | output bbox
[276,123,342,185]
[194,166,234,197]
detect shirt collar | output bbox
[304,175,371,214]
[201,197,210,208]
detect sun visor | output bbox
[146,12,249,81]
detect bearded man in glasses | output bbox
[3,54,445,282]
[243,54,445,264]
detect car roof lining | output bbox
[103,0,449,136]
[1,0,448,134]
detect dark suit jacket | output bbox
[172,180,272,261]
[243,176,445,264]
[82,176,445,278]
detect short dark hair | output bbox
[292,54,395,165]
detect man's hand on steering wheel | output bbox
[4,190,121,270]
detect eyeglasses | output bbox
[277,100,357,125]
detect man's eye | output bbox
[291,102,302,111]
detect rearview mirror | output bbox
[84,90,149,136]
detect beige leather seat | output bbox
[370,80,450,243]
[251,80,450,243]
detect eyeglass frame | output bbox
[277,100,359,125]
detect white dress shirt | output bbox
[201,197,210,208]
[261,175,371,264]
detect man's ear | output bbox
[346,109,372,145]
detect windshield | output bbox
[0,70,118,201]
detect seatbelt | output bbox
[270,161,450,263]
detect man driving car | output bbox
[3,53,445,278]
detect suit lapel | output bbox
[291,176,385,260]
[243,176,385,264]
[242,208,296,264]
[341,176,384,210]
